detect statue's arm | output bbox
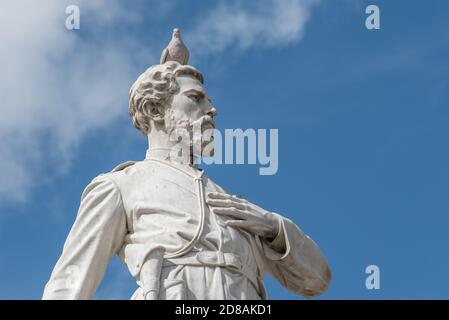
[257,214,332,298]
[206,191,331,297]
[42,174,127,300]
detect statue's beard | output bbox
[165,114,215,160]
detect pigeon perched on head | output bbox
[160,28,190,65]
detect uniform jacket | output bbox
[43,150,331,299]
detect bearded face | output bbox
[164,75,217,161]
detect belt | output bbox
[164,251,263,298]
[165,251,242,269]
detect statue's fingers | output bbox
[207,192,247,203]
[211,207,246,220]
[231,194,248,203]
[206,199,246,210]
[225,220,251,230]
[207,192,228,199]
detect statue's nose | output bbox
[207,107,218,117]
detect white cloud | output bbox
[0,0,320,206]
[186,0,319,55]
[0,0,153,203]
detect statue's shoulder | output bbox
[94,160,141,181]
[107,159,153,179]
[92,160,144,188]
[96,159,160,185]
[110,160,137,173]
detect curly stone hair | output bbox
[128,61,204,136]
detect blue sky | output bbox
[0,0,448,299]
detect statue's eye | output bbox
[189,94,200,102]
[186,91,204,102]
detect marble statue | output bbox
[42,28,331,300]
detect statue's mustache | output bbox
[167,115,215,135]
[192,115,215,129]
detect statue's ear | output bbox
[147,102,165,123]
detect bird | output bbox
[160,28,190,65]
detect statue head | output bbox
[128,61,218,159]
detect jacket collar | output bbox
[145,147,202,172]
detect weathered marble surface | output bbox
[42,29,331,300]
